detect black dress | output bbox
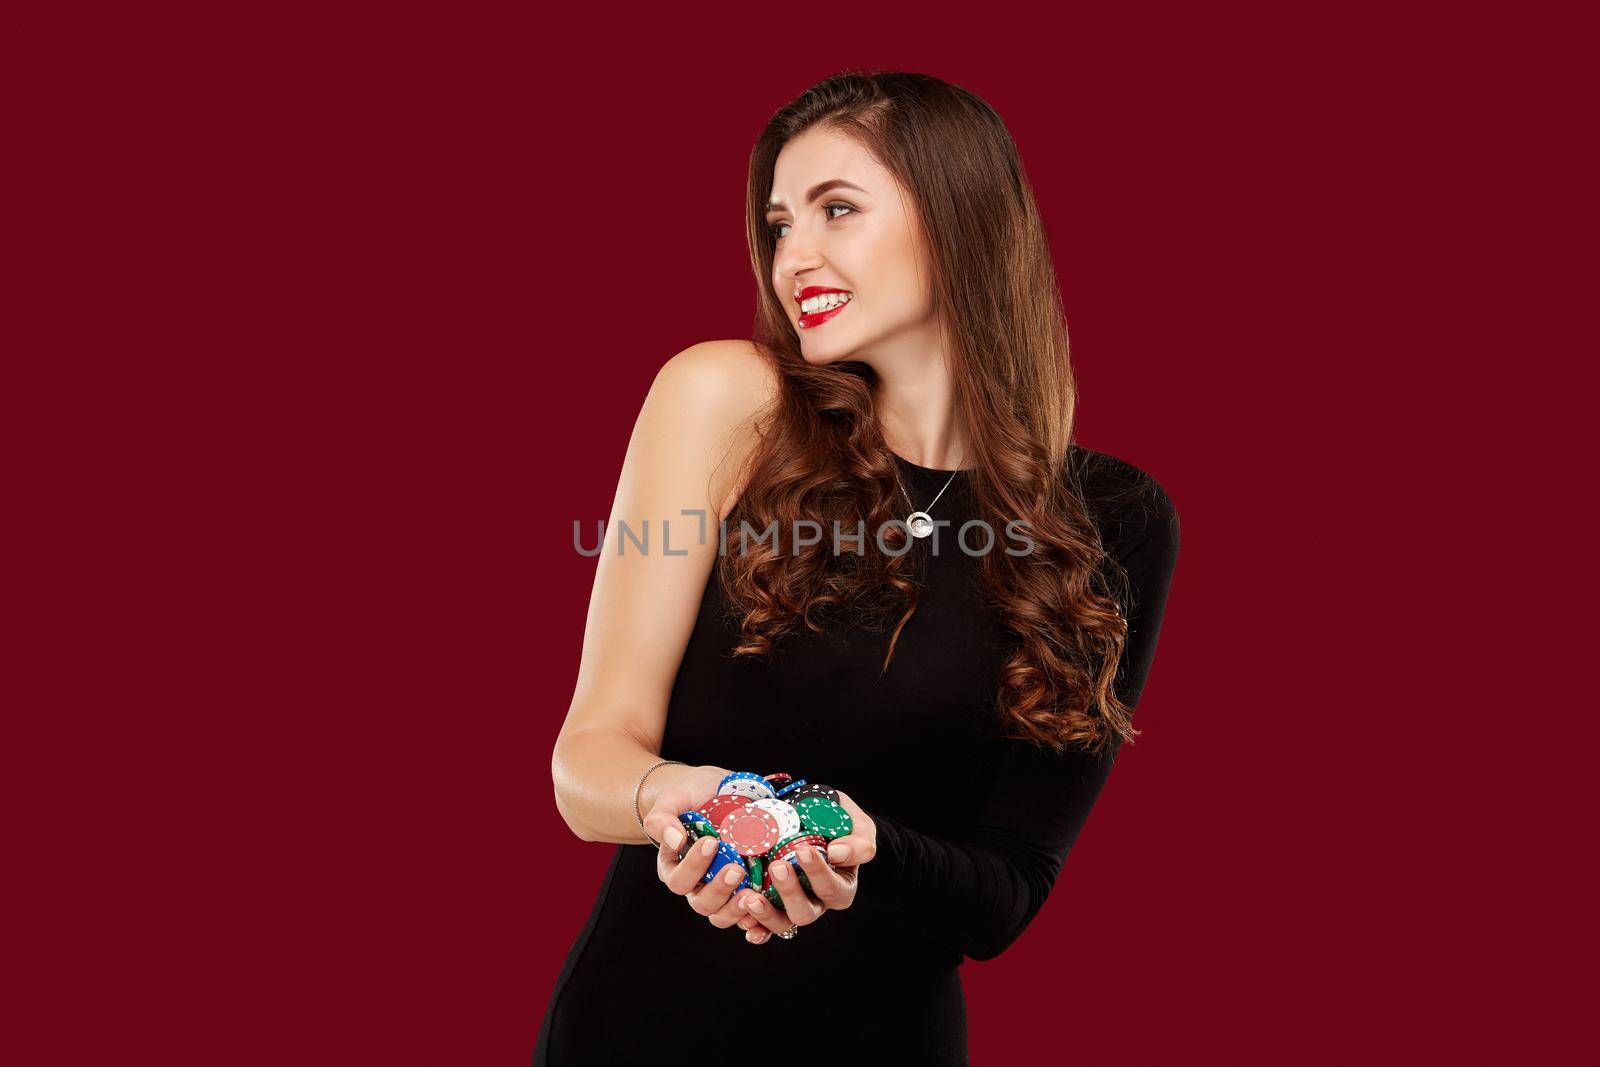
[535,447,1181,1065]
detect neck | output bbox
[871,358,966,472]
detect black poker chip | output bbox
[783,782,838,805]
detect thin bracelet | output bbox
[633,759,686,847]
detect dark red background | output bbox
[13,5,1583,1064]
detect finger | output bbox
[825,833,876,867]
[736,885,795,937]
[769,855,824,926]
[745,926,771,945]
[831,791,876,853]
[707,886,761,931]
[663,835,720,895]
[659,823,709,870]
[794,841,848,906]
[646,779,713,851]
[687,860,748,919]
[734,891,765,927]
[643,794,692,851]
[656,838,692,884]
[655,822,693,871]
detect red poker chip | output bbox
[772,839,827,861]
[771,834,828,864]
[719,807,781,856]
[699,795,747,830]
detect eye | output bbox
[767,202,856,240]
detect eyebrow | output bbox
[765,179,868,214]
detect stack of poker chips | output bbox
[676,771,853,911]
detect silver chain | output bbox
[891,461,960,538]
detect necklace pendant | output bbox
[907,511,935,539]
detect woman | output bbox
[537,70,1180,1065]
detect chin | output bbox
[798,321,868,364]
[799,343,854,367]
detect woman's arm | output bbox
[848,479,1181,960]
[551,340,777,844]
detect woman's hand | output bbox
[640,764,760,934]
[734,788,878,944]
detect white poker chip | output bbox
[749,797,801,840]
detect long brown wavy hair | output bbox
[720,70,1137,756]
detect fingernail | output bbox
[702,838,717,856]
[799,848,813,864]
[666,828,683,849]
[749,897,765,913]
[773,863,788,882]
[828,843,851,863]
[723,866,741,885]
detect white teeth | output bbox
[801,292,851,314]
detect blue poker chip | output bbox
[704,840,751,890]
[774,778,809,798]
[717,771,777,801]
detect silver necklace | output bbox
[891,460,960,539]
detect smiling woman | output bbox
[759,132,941,356]
[538,69,1180,1066]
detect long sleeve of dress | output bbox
[853,474,1181,962]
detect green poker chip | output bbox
[794,796,852,838]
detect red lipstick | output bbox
[795,286,853,330]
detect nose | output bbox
[773,230,824,298]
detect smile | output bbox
[799,292,852,329]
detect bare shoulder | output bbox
[652,339,780,416]
[641,340,780,520]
